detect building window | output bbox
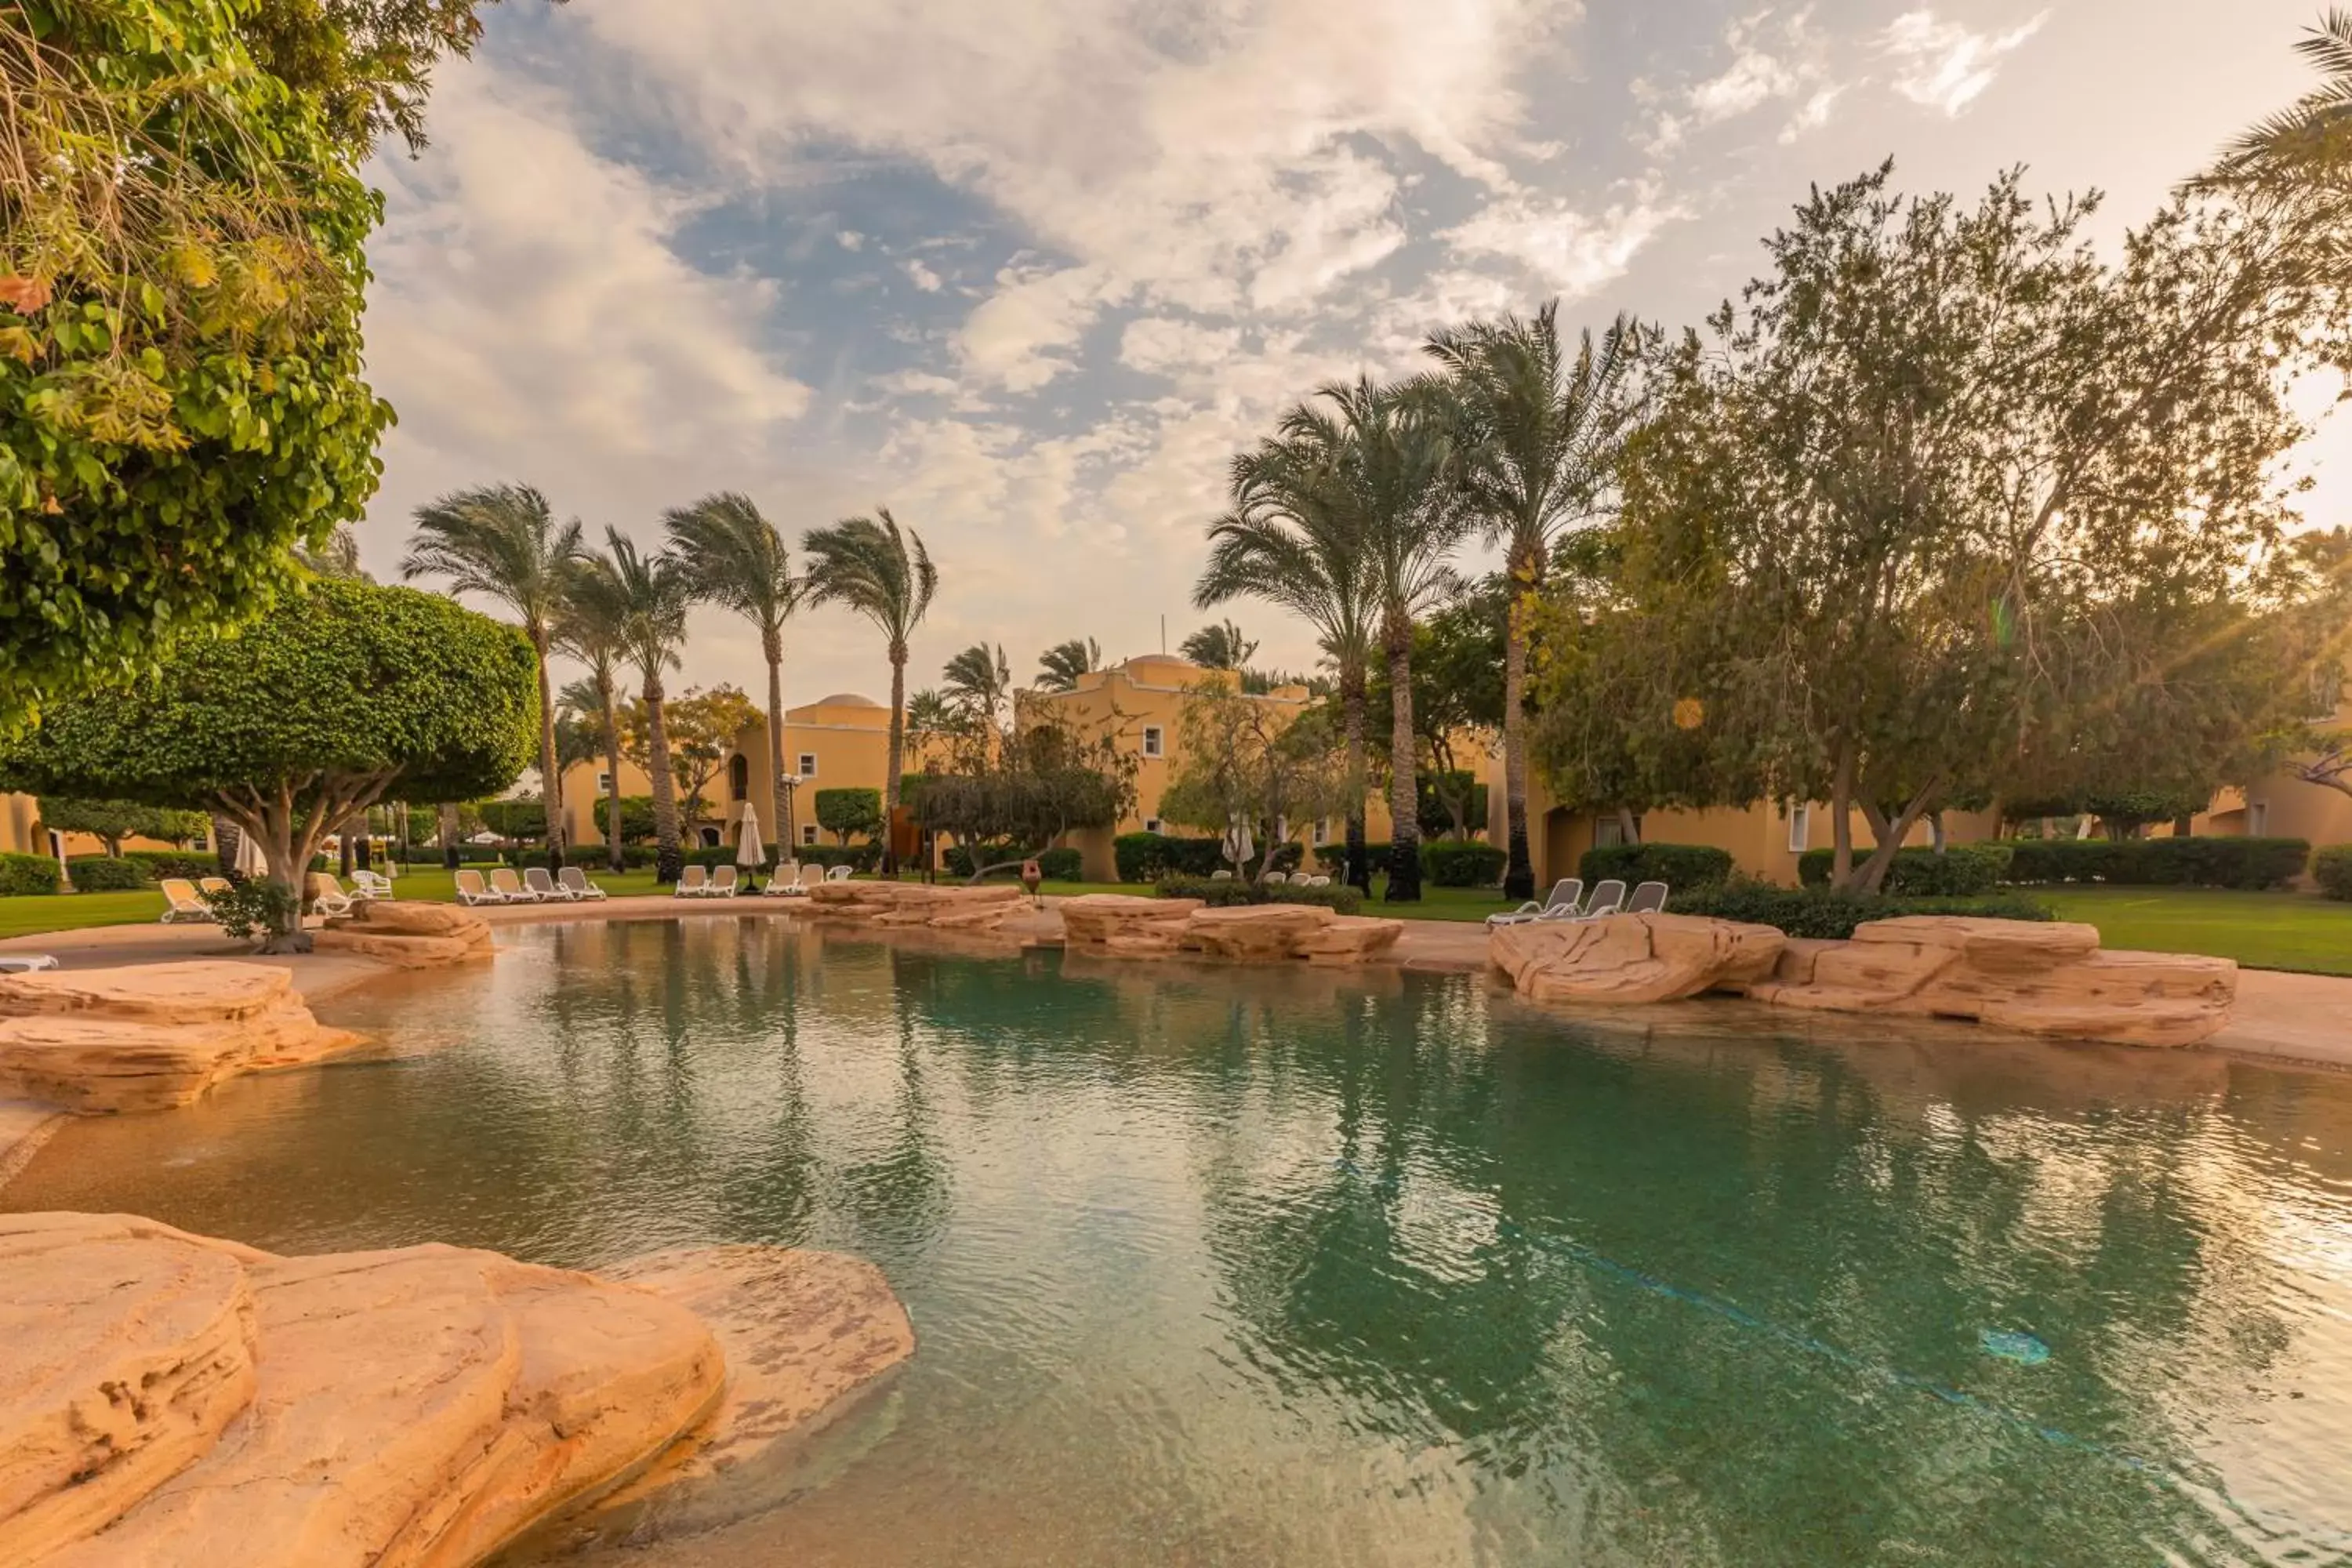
[729,754,750,801]
[799,753,818,778]
[801,824,818,847]
[2249,801,2269,836]
[595,771,612,794]
[1142,726,1164,758]
[699,826,722,848]
[1787,803,1810,854]
[1312,818,1330,845]
[1144,818,1162,835]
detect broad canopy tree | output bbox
[1157,681,1355,884]
[916,718,1135,883]
[34,797,209,858]
[0,579,536,947]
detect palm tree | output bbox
[554,572,631,874]
[2201,10,2352,197]
[801,508,937,872]
[942,642,1012,731]
[577,528,692,882]
[298,524,370,581]
[1198,430,1381,892]
[1035,637,1102,691]
[402,484,587,871]
[1179,617,1258,670]
[664,492,802,855]
[1421,304,1645,901]
[906,687,953,748]
[1287,379,1469,902]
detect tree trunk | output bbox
[1384,622,1421,903]
[438,802,461,870]
[1851,779,1941,895]
[1341,659,1370,894]
[211,814,238,878]
[1501,540,1538,902]
[765,633,793,866]
[883,643,908,877]
[531,630,566,873]
[598,674,626,875]
[645,673,683,884]
[1829,739,1857,890]
[1615,806,1639,846]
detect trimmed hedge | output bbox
[65,856,151,891]
[1797,843,2012,898]
[1154,875,1365,916]
[1115,832,1301,882]
[1425,840,1507,887]
[1667,878,2053,941]
[1998,836,2309,891]
[518,845,659,870]
[2315,845,2352,902]
[122,849,219,881]
[1578,842,1736,891]
[0,852,62,897]
[942,844,1083,881]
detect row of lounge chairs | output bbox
[1208,870,1336,887]
[455,866,608,906]
[158,870,401,924]
[677,862,855,898]
[1485,877,1668,928]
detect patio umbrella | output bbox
[735,801,767,873]
[1222,815,1254,873]
[234,827,267,879]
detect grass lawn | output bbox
[2039,886,2352,977]
[0,889,169,940]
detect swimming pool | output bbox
[9,919,2352,1565]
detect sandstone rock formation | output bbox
[1743,916,2237,1047]
[1179,903,1336,961]
[0,1214,916,1568]
[1059,894,1401,967]
[0,963,361,1113]
[1293,916,1406,967]
[311,901,494,968]
[807,881,1027,933]
[1490,913,2237,1047]
[1059,894,1202,949]
[1490,912,1785,1004]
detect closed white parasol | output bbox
[735,801,767,869]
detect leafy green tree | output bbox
[403,483,586,870]
[1420,304,1645,900]
[640,684,757,830]
[815,787,884,846]
[665,492,803,851]
[575,529,691,881]
[1179,618,1258,670]
[0,579,535,948]
[1035,637,1102,691]
[801,509,937,870]
[476,797,546,842]
[1156,684,1353,884]
[0,0,407,728]
[592,794,656,844]
[916,720,1137,883]
[34,797,208,858]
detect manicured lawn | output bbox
[2040,886,2352,977]
[0,890,169,940]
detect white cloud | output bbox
[1443,187,1685,301]
[904,258,945,292]
[956,261,1117,392]
[1689,13,1801,126]
[1120,317,1245,380]
[837,229,866,250]
[1883,9,2047,116]
[1782,85,1842,142]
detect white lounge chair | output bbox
[825,865,853,883]
[351,869,396,900]
[673,866,710,898]
[523,866,573,902]
[454,869,504,906]
[308,873,357,917]
[763,862,809,898]
[160,877,215,924]
[488,867,538,904]
[1490,878,1583,927]
[1626,880,1669,915]
[707,866,739,898]
[558,866,607,901]
[1572,879,1628,921]
[198,876,233,900]
[0,954,59,973]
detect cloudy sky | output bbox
[355,0,2336,705]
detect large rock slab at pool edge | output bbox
[808,881,1025,931]
[1491,913,1786,1005]
[1178,902,1337,961]
[311,900,495,968]
[1294,916,1407,967]
[1060,894,1201,948]
[0,964,362,1113]
[1741,916,2238,1047]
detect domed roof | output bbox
[811,692,882,709]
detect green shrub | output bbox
[1668,877,2053,940]
[1797,843,2013,897]
[1154,875,1365,916]
[2315,845,2352,902]
[592,796,657,844]
[1115,832,1299,882]
[205,878,299,942]
[122,849,219,880]
[814,788,884,844]
[942,844,1083,880]
[0,853,62,897]
[1424,840,1507,887]
[1579,842,1737,891]
[519,845,658,870]
[1998,836,2309,890]
[65,856,151,891]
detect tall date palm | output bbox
[2201,10,2352,197]
[1197,430,1381,891]
[802,508,937,871]
[554,576,633,874]
[1035,637,1102,691]
[578,529,691,882]
[665,492,802,853]
[1421,303,1644,901]
[402,484,586,870]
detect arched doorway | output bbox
[729,753,750,803]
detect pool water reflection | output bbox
[9,920,2352,1566]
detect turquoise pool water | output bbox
[10,919,2352,1566]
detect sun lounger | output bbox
[1210,869,1234,880]
[454,869,504,906]
[159,878,216,924]
[1571,878,1627,921]
[673,866,710,898]
[558,866,607,901]
[0,954,59,973]
[763,862,809,898]
[707,866,739,898]
[1626,880,1669,914]
[1489,878,1583,927]
[351,869,396,900]
[825,865,853,883]
[488,867,537,904]
[522,866,573,902]
[198,877,232,899]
